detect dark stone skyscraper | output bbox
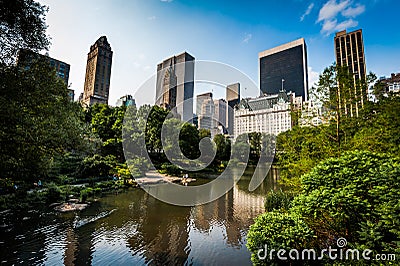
[334,29,367,116]
[259,38,308,101]
[156,52,194,122]
[334,29,366,83]
[82,36,113,106]
[226,83,240,136]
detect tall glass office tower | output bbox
[259,38,308,101]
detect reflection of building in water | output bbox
[64,226,78,266]
[192,182,266,247]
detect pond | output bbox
[0,167,280,265]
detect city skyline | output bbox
[38,0,400,106]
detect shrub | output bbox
[80,189,88,203]
[292,151,400,254]
[159,163,182,176]
[247,211,315,265]
[46,182,61,203]
[247,151,400,265]
[264,189,297,212]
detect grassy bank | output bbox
[0,179,137,211]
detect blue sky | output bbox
[38,0,400,106]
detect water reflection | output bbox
[0,167,280,265]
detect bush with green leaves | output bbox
[46,182,62,203]
[247,150,400,265]
[159,163,182,176]
[264,189,297,212]
[247,211,315,265]
[292,150,400,254]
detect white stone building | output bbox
[234,91,297,138]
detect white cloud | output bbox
[147,16,156,20]
[308,67,320,88]
[317,0,350,22]
[321,19,338,33]
[242,33,252,43]
[317,0,365,35]
[335,18,358,30]
[300,3,315,21]
[160,0,173,2]
[321,18,358,35]
[342,4,365,17]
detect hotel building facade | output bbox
[234,91,300,138]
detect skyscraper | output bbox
[259,38,308,101]
[199,99,215,131]
[334,29,366,83]
[156,52,195,122]
[197,92,214,130]
[226,83,240,136]
[334,29,367,115]
[196,92,213,116]
[82,36,113,106]
[214,99,227,135]
[17,49,71,85]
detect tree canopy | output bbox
[0,0,50,65]
[0,61,88,183]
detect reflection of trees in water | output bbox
[0,210,97,265]
[236,166,280,195]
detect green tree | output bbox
[249,132,262,161]
[0,0,50,65]
[88,104,127,162]
[199,128,211,139]
[0,61,87,183]
[180,123,200,159]
[276,126,336,189]
[349,96,400,155]
[90,104,119,141]
[232,134,250,163]
[313,63,377,153]
[145,105,169,156]
[78,154,115,179]
[213,134,231,162]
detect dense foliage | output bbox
[0,0,50,65]
[0,60,88,184]
[249,63,400,265]
[247,151,400,265]
[276,63,400,189]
